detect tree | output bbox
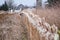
[48,0,60,6]
[0,1,8,11]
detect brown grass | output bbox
[20,14,40,40]
[0,13,28,40]
[33,8,60,30]
[0,12,40,40]
[0,7,60,40]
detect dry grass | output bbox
[0,11,41,40]
[20,9,59,40]
[31,8,60,40]
[0,7,60,40]
[20,14,40,40]
[0,13,28,40]
[33,8,60,30]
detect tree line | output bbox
[48,0,60,6]
[0,0,14,11]
[0,1,8,11]
[0,0,60,11]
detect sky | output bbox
[0,0,36,6]
[0,0,48,6]
[14,0,36,6]
[0,0,5,6]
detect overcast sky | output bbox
[14,0,36,6]
[0,0,5,6]
[0,0,48,6]
[0,0,36,6]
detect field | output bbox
[35,8,60,30]
[0,7,60,40]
